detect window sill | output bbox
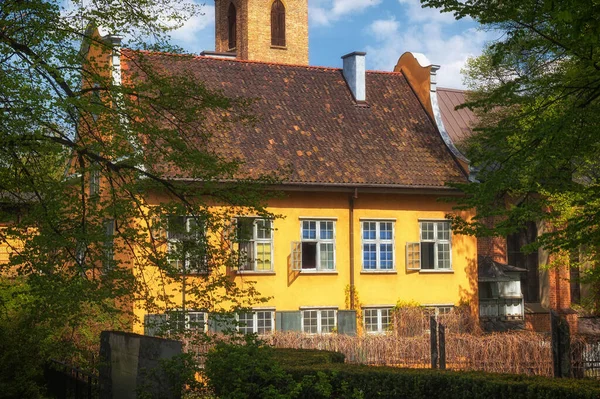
[298,270,338,275]
[236,271,276,276]
[361,270,397,275]
[418,269,454,274]
[271,45,287,50]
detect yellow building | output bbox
[86,0,478,336]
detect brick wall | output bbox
[477,216,507,263]
[215,0,309,65]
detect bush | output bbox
[270,348,345,368]
[206,343,600,399]
[285,364,600,399]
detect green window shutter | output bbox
[337,310,357,336]
[144,314,167,336]
[275,311,301,332]
[208,313,235,333]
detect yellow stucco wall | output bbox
[131,189,478,333]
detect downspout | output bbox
[349,188,358,309]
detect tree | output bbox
[419,0,600,306]
[0,0,278,392]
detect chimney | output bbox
[342,51,367,103]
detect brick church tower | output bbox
[214,0,309,65]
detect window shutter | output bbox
[208,313,235,333]
[228,3,237,49]
[337,310,357,336]
[406,242,421,271]
[275,311,301,332]
[271,0,286,47]
[291,241,302,271]
[144,314,167,336]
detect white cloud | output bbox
[365,5,494,88]
[397,0,457,24]
[168,5,215,50]
[310,0,382,26]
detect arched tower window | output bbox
[228,3,237,50]
[271,0,286,47]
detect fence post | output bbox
[439,323,446,370]
[430,316,438,369]
[551,310,572,378]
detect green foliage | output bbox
[419,0,600,290]
[0,0,280,394]
[270,348,345,368]
[285,363,600,399]
[204,338,299,399]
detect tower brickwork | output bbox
[215,0,309,65]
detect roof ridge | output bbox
[121,48,406,75]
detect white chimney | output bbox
[342,51,366,102]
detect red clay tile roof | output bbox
[437,87,477,146]
[122,51,468,188]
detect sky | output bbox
[169,0,499,89]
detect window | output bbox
[168,311,207,334]
[302,309,336,334]
[406,221,452,271]
[167,216,207,273]
[362,221,394,270]
[424,305,454,319]
[144,311,207,336]
[103,219,115,271]
[291,220,335,271]
[238,310,274,334]
[89,169,100,196]
[271,0,286,47]
[363,308,392,334]
[237,218,273,272]
[227,2,236,50]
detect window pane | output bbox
[381,309,391,331]
[320,310,336,333]
[301,242,317,269]
[421,222,434,241]
[257,311,273,334]
[302,221,316,240]
[363,243,377,269]
[320,243,334,270]
[320,221,333,240]
[303,310,318,334]
[380,222,393,240]
[380,243,393,269]
[257,219,272,239]
[239,241,253,270]
[256,243,271,271]
[167,216,186,240]
[421,242,435,269]
[188,312,205,331]
[363,222,376,240]
[237,218,254,240]
[239,312,254,334]
[437,222,450,241]
[437,243,451,269]
[364,309,378,332]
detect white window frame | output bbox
[89,168,100,196]
[406,221,452,271]
[301,308,337,334]
[236,218,274,272]
[361,221,395,271]
[167,310,208,334]
[363,307,392,334]
[103,219,115,272]
[167,216,207,274]
[237,310,275,335]
[292,220,336,271]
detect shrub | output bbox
[285,364,600,399]
[270,348,345,368]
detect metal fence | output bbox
[44,360,100,399]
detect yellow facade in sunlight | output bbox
[131,190,478,334]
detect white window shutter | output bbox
[406,242,421,271]
[291,241,302,271]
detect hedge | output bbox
[271,348,345,368]
[205,343,600,399]
[285,363,600,399]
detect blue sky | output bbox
[168,0,497,89]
